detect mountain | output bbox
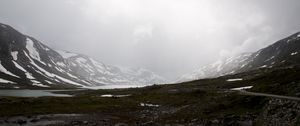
[0,23,165,89]
[57,50,165,86]
[178,32,300,82]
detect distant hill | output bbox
[178,32,300,82]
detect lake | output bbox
[83,84,147,90]
[0,84,151,97]
[0,90,73,97]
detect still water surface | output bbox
[0,90,73,97]
[0,84,150,97]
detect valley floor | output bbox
[0,66,300,126]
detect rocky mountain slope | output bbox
[0,23,165,89]
[178,32,300,82]
[57,50,165,86]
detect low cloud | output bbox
[1,0,300,79]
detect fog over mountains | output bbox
[178,32,300,82]
[1,22,300,89]
[1,0,300,80]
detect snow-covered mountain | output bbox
[0,23,165,89]
[57,50,165,85]
[178,32,300,82]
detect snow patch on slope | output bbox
[260,65,267,68]
[100,94,131,98]
[56,50,78,58]
[11,51,18,61]
[212,60,223,72]
[26,38,41,61]
[24,51,83,86]
[1,24,7,28]
[32,83,50,87]
[55,75,83,86]
[265,56,275,62]
[177,53,253,83]
[0,61,19,78]
[76,57,87,63]
[230,86,253,91]
[31,80,49,87]
[291,52,298,56]
[45,80,54,84]
[12,61,35,79]
[90,58,105,72]
[56,62,66,67]
[0,78,15,84]
[226,78,243,82]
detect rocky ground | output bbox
[0,66,300,126]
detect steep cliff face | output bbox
[0,23,165,89]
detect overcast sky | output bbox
[0,0,300,80]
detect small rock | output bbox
[114,123,128,126]
[88,122,98,126]
[83,121,88,125]
[141,121,155,126]
[211,119,219,124]
[17,119,27,125]
[71,121,81,125]
[30,119,39,123]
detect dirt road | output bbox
[238,90,300,101]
